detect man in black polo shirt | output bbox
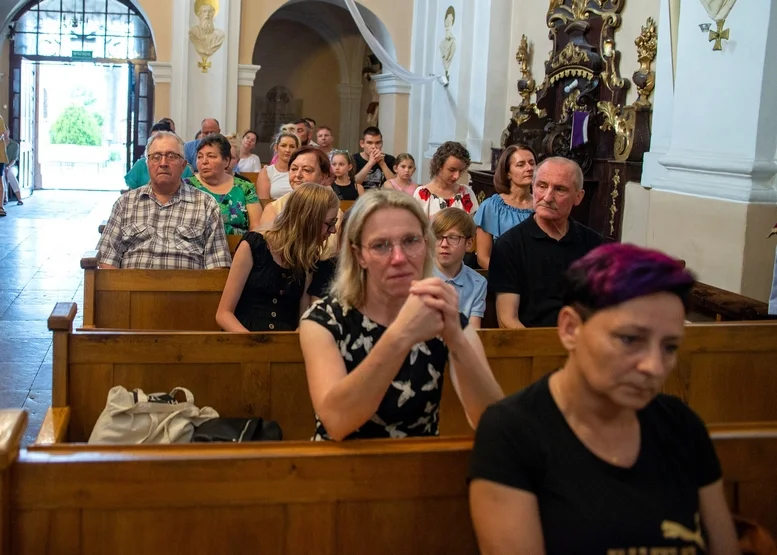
[489,157,603,328]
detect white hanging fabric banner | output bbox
[698,0,737,21]
[343,0,443,86]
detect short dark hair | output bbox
[563,243,695,318]
[317,125,333,134]
[196,134,232,160]
[289,145,331,176]
[150,121,172,135]
[242,129,258,140]
[294,118,311,129]
[429,141,471,178]
[494,144,537,194]
[158,117,175,128]
[361,126,382,139]
[304,117,316,127]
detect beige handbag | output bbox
[88,386,219,444]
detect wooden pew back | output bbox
[2,410,775,552]
[45,304,777,444]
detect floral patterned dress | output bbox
[413,184,479,219]
[184,175,259,235]
[302,296,467,440]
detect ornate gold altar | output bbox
[470,1,656,241]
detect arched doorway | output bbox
[8,0,155,191]
[250,0,395,156]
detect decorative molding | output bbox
[148,62,173,84]
[372,73,412,96]
[237,64,261,87]
[657,151,777,203]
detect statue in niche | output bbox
[363,54,382,127]
[189,0,225,73]
[439,6,457,81]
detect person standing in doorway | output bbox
[0,116,9,217]
[3,128,23,206]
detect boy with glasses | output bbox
[432,208,487,328]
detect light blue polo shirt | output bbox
[434,263,487,319]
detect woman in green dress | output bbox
[184,134,263,235]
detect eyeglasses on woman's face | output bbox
[363,235,426,258]
[435,234,465,246]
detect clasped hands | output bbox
[394,277,462,345]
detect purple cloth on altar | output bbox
[571,111,589,149]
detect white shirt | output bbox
[236,154,261,173]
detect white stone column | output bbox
[337,83,362,151]
[371,73,412,156]
[639,0,777,301]
[237,64,261,135]
[656,1,777,202]
[147,62,173,123]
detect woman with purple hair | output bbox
[469,243,739,555]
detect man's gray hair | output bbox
[533,156,584,191]
[146,131,185,158]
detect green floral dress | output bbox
[184,175,259,235]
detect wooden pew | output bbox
[40,303,777,445]
[79,252,228,330]
[2,410,775,552]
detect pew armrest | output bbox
[81,250,99,269]
[97,220,107,234]
[35,407,70,445]
[0,409,28,471]
[48,302,77,331]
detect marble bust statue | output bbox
[189,1,225,71]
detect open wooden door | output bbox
[11,57,38,194]
[126,62,154,170]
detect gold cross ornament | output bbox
[709,19,730,51]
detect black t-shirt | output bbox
[469,374,722,555]
[302,296,467,440]
[332,180,359,201]
[352,152,396,190]
[488,215,604,327]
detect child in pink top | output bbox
[384,153,418,195]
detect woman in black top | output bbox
[469,243,739,555]
[216,183,339,332]
[300,189,503,441]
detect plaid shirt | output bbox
[96,183,231,269]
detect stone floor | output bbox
[0,190,117,445]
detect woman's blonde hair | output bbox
[272,130,300,151]
[264,183,339,275]
[331,189,435,308]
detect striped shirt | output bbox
[96,183,231,269]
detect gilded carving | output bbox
[560,89,581,123]
[633,17,657,109]
[551,43,590,69]
[609,169,621,236]
[597,101,635,162]
[548,0,624,26]
[509,35,547,128]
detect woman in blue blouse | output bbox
[474,144,536,269]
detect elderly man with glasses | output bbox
[96,131,231,269]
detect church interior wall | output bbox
[135,0,173,62]
[251,18,342,155]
